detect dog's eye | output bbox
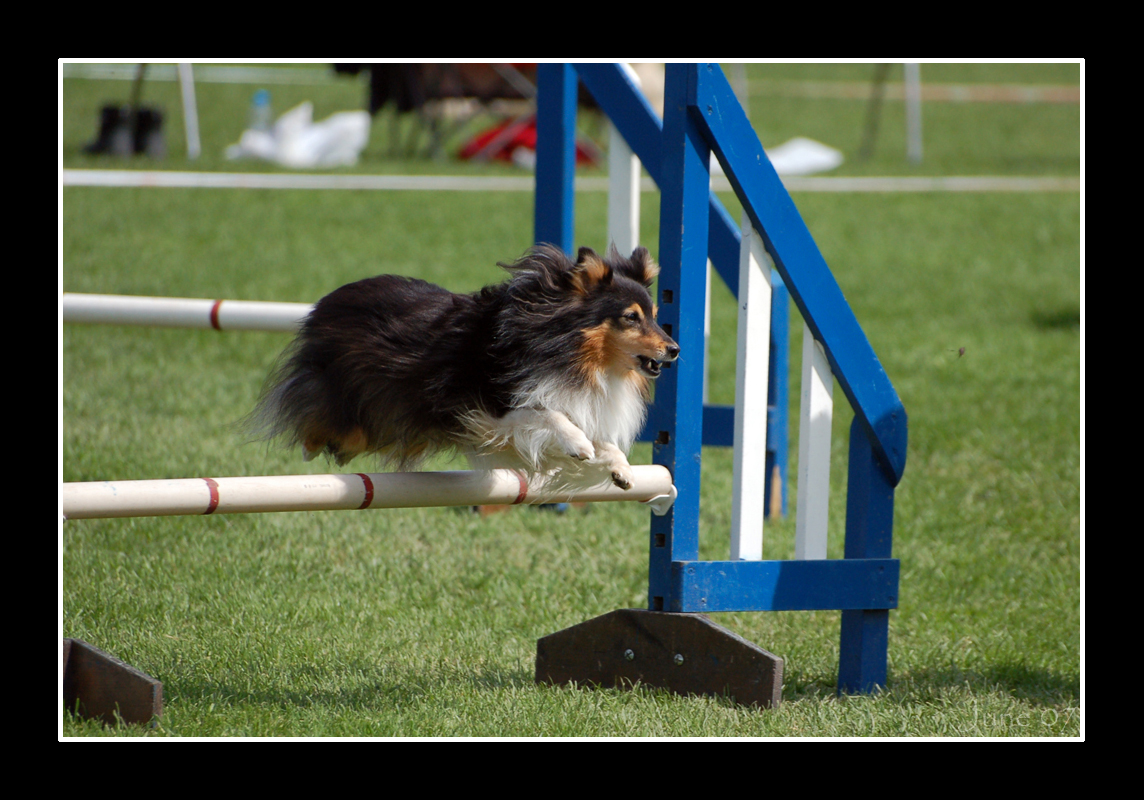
[622,311,641,324]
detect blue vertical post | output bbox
[649,65,709,611]
[534,64,578,253]
[838,415,897,693]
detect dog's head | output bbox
[497,244,680,379]
[569,246,679,379]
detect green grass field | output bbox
[60,62,1082,737]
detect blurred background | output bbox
[60,61,1081,179]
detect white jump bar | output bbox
[62,466,677,520]
[62,293,312,332]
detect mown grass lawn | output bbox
[60,62,1081,737]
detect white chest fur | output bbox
[518,371,648,454]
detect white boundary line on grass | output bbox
[61,169,536,192]
[61,169,1080,193]
[772,175,1080,192]
[62,64,1080,105]
[61,63,344,85]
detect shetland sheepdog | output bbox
[252,245,678,490]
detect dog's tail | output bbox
[247,347,320,452]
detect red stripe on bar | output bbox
[203,477,220,514]
[512,470,528,504]
[209,300,223,330]
[357,473,374,509]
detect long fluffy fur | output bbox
[250,244,678,489]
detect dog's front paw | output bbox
[611,467,633,491]
[593,442,634,490]
[562,431,596,462]
[569,443,596,461]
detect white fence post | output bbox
[177,63,201,160]
[905,62,923,164]
[795,324,833,560]
[730,216,772,561]
[608,64,643,257]
[607,120,640,256]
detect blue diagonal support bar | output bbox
[574,63,743,295]
[688,64,908,485]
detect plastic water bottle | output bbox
[250,89,272,132]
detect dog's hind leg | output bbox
[301,426,368,465]
[331,427,369,466]
[302,430,331,462]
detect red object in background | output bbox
[458,115,597,165]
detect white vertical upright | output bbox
[607,121,640,255]
[704,260,712,404]
[904,62,923,164]
[178,63,201,160]
[730,216,772,561]
[796,324,833,559]
[607,64,643,256]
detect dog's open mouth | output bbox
[637,355,663,377]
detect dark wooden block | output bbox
[536,609,782,708]
[63,638,162,726]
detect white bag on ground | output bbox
[763,137,844,176]
[710,136,844,177]
[227,102,371,169]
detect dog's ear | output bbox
[617,246,659,288]
[570,246,613,294]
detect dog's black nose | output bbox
[665,343,680,360]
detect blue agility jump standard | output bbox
[533,63,906,702]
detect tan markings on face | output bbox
[581,310,667,373]
[577,323,613,377]
[618,325,674,359]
